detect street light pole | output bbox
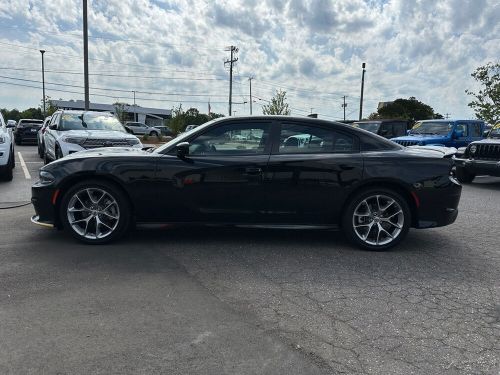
[248,77,253,115]
[40,50,46,117]
[132,90,136,122]
[359,62,366,121]
[83,0,90,110]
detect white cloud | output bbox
[0,0,498,119]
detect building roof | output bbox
[51,100,171,117]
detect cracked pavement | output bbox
[0,146,498,374]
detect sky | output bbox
[0,0,498,121]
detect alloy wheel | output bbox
[352,194,404,246]
[66,188,120,239]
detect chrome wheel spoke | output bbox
[353,194,404,247]
[67,187,120,240]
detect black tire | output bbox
[1,151,14,181]
[342,187,411,251]
[55,145,63,160]
[43,150,51,165]
[11,146,15,169]
[59,180,131,244]
[150,131,159,137]
[38,142,44,158]
[455,167,475,183]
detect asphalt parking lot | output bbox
[0,145,499,374]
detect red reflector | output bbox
[410,191,420,208]
[51,189,60,205]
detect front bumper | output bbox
[31,181,59,228]
[453,156,500,177]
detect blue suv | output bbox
[391,120,485,148]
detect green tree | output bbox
[41,96,58,116]
[465,62,500,124]
[369,97,441,121]
[262,90,290,115]
[168,104,186,135]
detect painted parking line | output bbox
[17,152,31,180]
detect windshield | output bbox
[153,118,220,153]
[489,123,500,138]
[353,122,380,134]
[60,113,126,132]
[410,121,453,135]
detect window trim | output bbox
[272,120,360,155]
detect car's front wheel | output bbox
[60,180,131,244]
[150,130,159,137]
[342,188,411,250]
[455,167,475,183]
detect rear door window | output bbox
[469,122,482,137]
[278,122,357,154]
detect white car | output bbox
[43,110,142,163]
[124,122,161,136]
[0,112,15,181]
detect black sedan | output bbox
[31,116,462,250]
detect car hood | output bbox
[470,138,500,145]
[63,147,152,159]
[58,129,136,140]
[392,134,449,142]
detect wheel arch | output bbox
[340,179,418,228]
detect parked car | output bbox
[32,116,461,250]
[6,120,17,128]
[14,119,44,145]
[37,116,52,158]
[352,120,410,139]
[43,110,142,163]
[453,122,500,183]
[184,124,199,132]
[124,122,161,136]
[0,112,15,181]
[153,125,175,137]
[391,119,485,148]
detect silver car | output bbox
[124,122,161,136]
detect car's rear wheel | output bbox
[455,167,475,183]
[150,130,159,137]
[342,188,410,250]
[60,180,131,244]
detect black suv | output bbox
[453,123,500,183]
[14,118,44,145]
[352,119,411,139]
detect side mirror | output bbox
[176,142,190,158]
[49,124,58,130]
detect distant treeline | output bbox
[1,107,45,122]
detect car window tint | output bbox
[379,123,393,137]
[469,123,482,137]
[455,123,468,136]
[189,122,271,156]
[279,123,355,154]
[393,123,407,137]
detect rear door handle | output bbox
[245,167,262,174]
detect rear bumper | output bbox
[414,176,462,229]
[454,156,500,177]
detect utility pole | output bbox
[40,50,46,117]
[248,77,253,115]
[83,0,89,110]
[342,96,347,121]
[359,62,366,121]
[132,90,136,122]
[224,46,238,116]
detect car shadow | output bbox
[466,176,500,191]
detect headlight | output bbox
[128,138,140,145]
[39,170,55,184]
[0,136,4,144]
[62,137,86,145]
[469,144,477,155]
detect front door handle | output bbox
[244,167,262,175]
